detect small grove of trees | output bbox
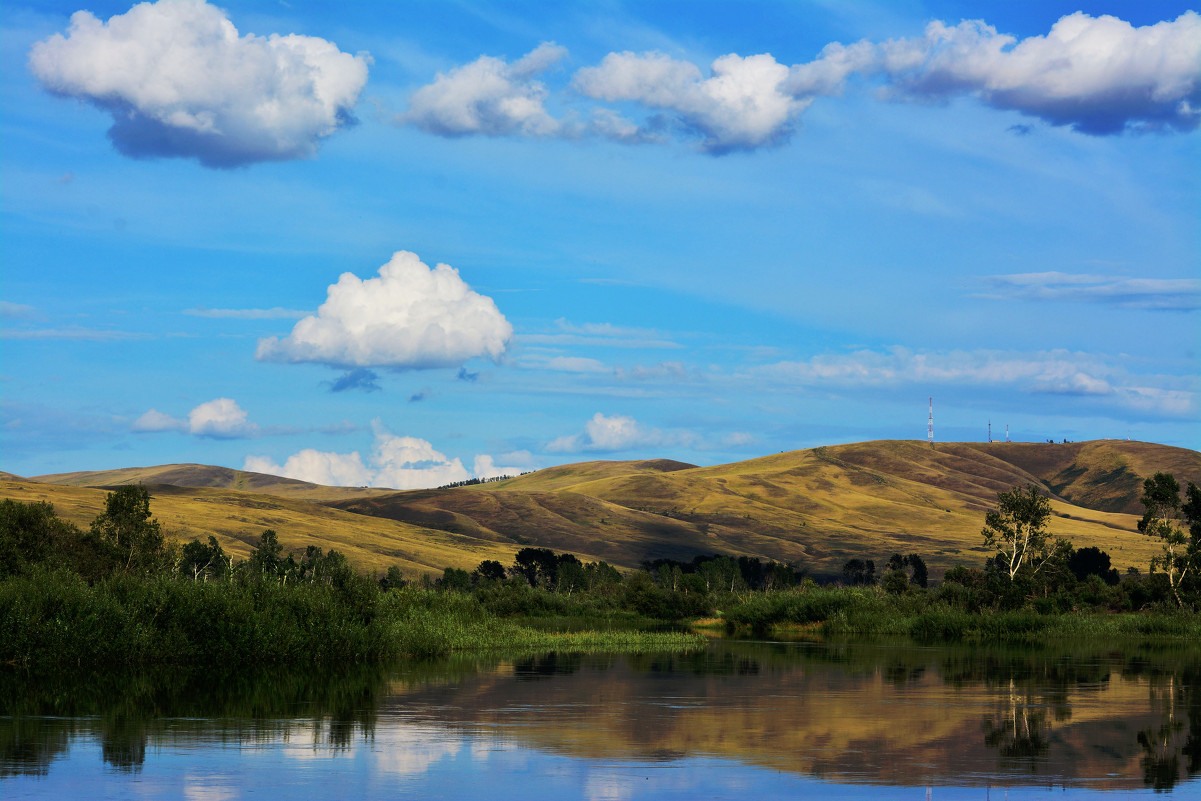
[1,486,174,581]
[842,553,928,592]
[643,554,804,593]
[437,548,623,595]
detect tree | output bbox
[1138,472,1200,608]
[842,558,876,586]
[886,553,928,588]
[981,485,1057,580]
[379,565,406,591]
[1068,546,1119,585]
[1,499,76,576]
[178,536,227,581]
[248,529,285,579]
[512,547,558,588]
[555,553,585,594]
[473,559,507,583]
[907,554,929,588]
[438,567,472,592]
[90,485,167,573]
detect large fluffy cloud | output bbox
[256,251,512,372]
[245,424,524,489]
[28,0,369,167]
[879,12,1201,134]
[401,42,566,137]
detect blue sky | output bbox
[2,0,1198,487]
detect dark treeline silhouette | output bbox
[436,473,529,489]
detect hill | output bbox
[0,475,518,576]
[32,463,396,502]
[13,440,1199,578]
[332,440,1188,577]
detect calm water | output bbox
[3,639,1200,799]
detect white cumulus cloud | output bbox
[877,11,1201,134]
[401,11,1200,150]
[132,398,259,438]
[244,450,371,487]
[256,251,512,371]
[573,51,803,152]
[402,42,567,137]
[28,0,369,167]
[245,424,524,489]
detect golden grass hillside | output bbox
[327,440,1196,576]
[19,439,1199,578]
[0,476,518,577]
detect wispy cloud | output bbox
[978,272,1201,311]
[0,327,149,341]
[546,412,697,453]
[519,318,681,349]
[184,307,308,320]
[324,368,381,393]
[544,411,744,454]
[0,302,37,320]
[749,347,1196,416]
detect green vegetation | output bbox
[3,470,1200,671]
[0,489,703,670]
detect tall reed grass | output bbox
[0,569,703,669]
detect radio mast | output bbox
[928,397,934,448]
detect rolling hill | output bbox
[17,439,1200,579]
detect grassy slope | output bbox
[16,440,1199,578]
[0,477,518,576]
[958,440,1201,515]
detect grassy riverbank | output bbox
[721,585,1201,642]
[0,568,703,670]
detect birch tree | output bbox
[982,485,1056,580]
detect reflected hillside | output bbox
[381,640,1201,791]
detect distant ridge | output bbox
[32,463,391,501]
[12,440,1199,577]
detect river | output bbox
[3,638,1199,799]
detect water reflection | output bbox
[2,640,1200,796]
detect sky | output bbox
[1,0,1199,488]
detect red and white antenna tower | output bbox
[1006,424,1010,443]
[928,397,934,448]
[988,420,992,443]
